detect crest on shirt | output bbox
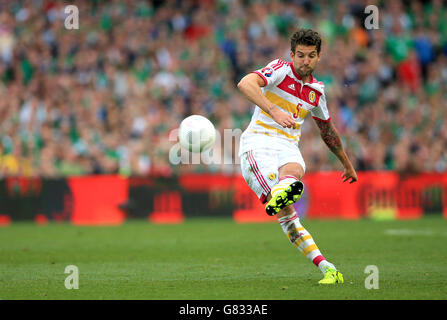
[309,91,316,103]
[268,173,276,181]
[261,67,274,77]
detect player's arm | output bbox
[237,73,296,129]
[314,118,358,183]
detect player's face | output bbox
[290,45,320,79]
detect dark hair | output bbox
[290,29,322,54]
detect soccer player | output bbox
[237,28,358,284]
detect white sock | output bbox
[317,260,336,274]
[278,212,336,274]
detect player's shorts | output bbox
[240,147,306,204]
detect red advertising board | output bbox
[51,172,447,224]
[68,175,128,225]
[1,172,445,225]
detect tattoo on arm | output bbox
[315,118,355,172]
[315,120,342,153]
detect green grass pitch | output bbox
[1,216,446,300]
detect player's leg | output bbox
[276,205,343,284]
[274,164,333,273]
[240,151,342,284]
[273,162,343,284]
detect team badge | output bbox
[268,173,276,181]
[309,91,316,103]
[261,67,273,77]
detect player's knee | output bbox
[279,163,305,180]
[277,205,296,218]
[283,171,304,181]
[293,165,305,180]
[294,170,304,180]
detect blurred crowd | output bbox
[0,0,446,178]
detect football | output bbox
[178,115,216,153]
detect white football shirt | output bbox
[238,58,330,156]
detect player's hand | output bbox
[270,107,296,129]
[342,166,358,184]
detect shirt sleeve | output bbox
[251,59,287,87]
[310,89,331,122]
